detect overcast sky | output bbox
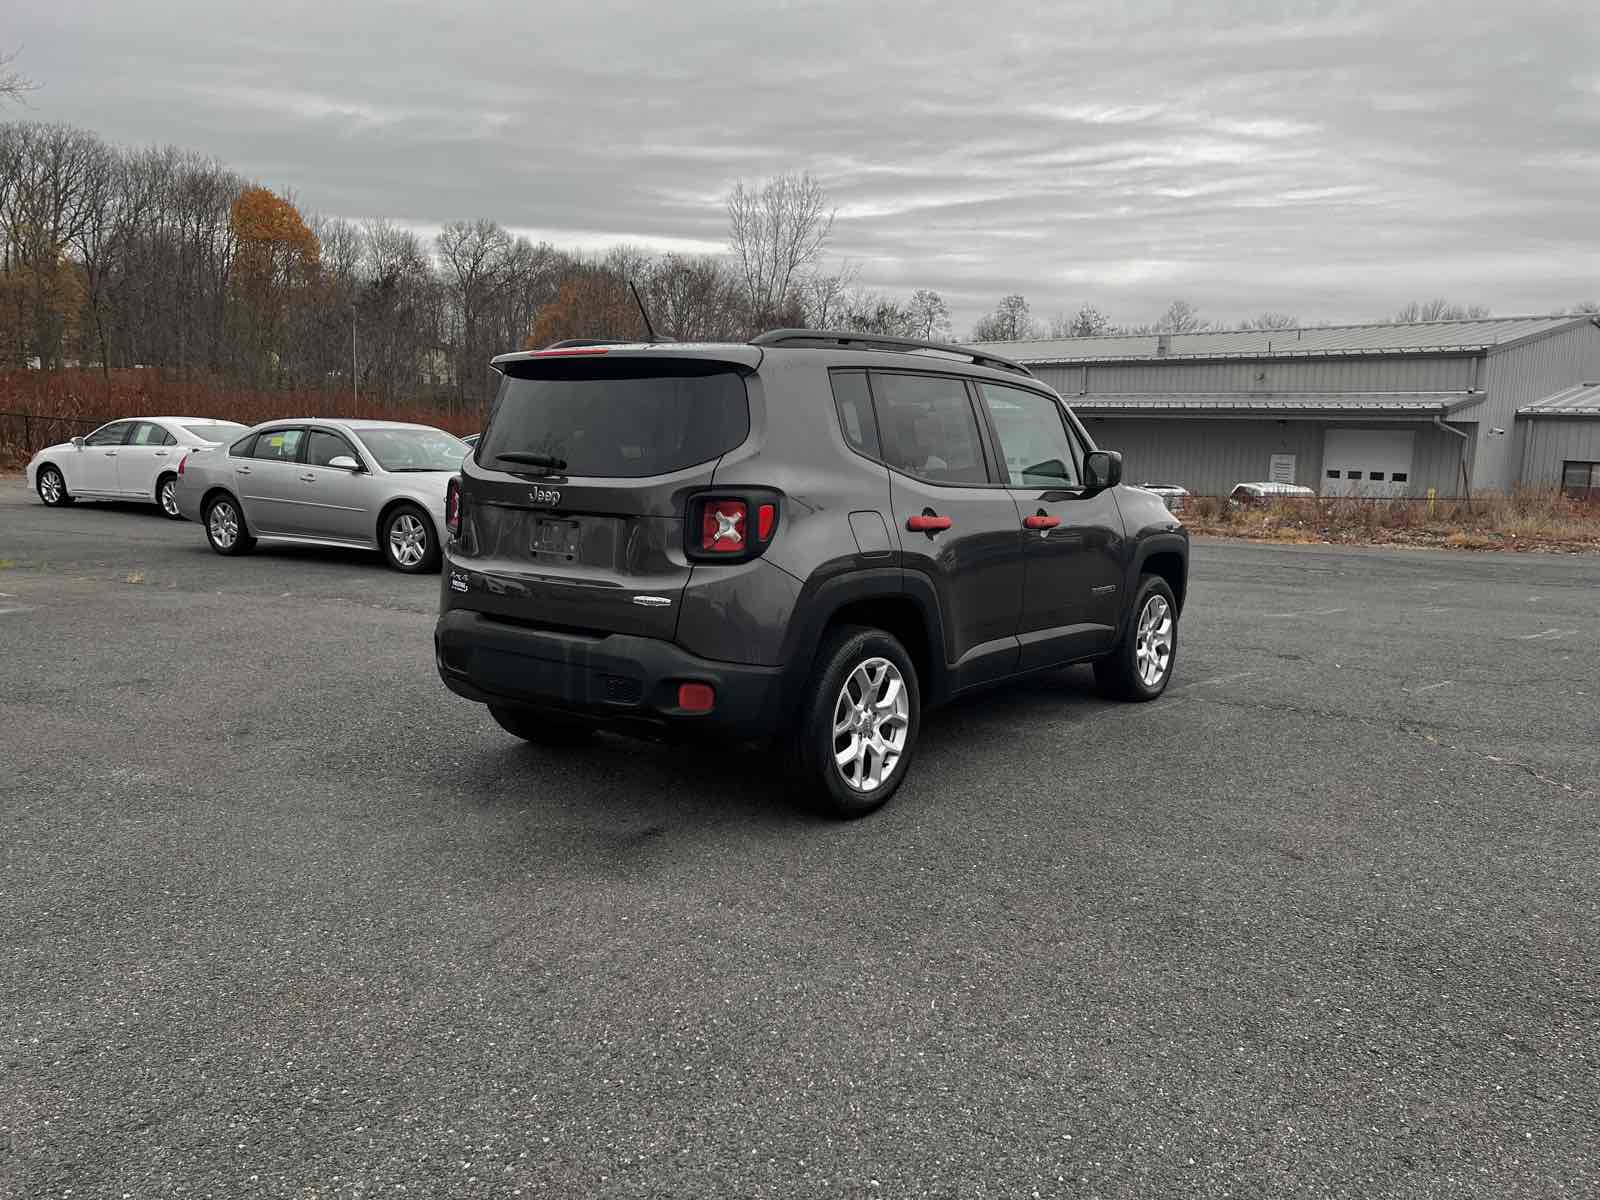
[9,0,1598,331]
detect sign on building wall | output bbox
[1269,453,1297,484]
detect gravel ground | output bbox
[2,483,1597,1199]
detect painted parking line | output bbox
[1260,607,1348,619]
[0,606,35,616]
[1514,628,1580,641]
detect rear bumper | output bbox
[434,608,787,741]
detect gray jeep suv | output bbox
[435,330,1188,817]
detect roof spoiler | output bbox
[751,329,1034,377]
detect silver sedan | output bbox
[173,419,470,573]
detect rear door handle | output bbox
[104,450,117,457]
[236,465,252,475]
[1023,513,1061,530]
[154,450,168,457]
[906,513,952,533]
[300,473,317,482]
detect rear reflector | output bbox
[701,500,746,552]
[678,682,715,712]
[757,502,776,541]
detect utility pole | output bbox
[351,303,358,406]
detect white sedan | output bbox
[25,416,249,519]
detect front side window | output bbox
[306,430,361,468]
[352,427,469,473]
[84,422,131,447]
[978,383,1081,488]
[249,429,306,462]
[870,372,989,485]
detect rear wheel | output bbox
[382,504,440,574]
[157,473,181,519]
[1094,574,1178,701]
[36,465,73,507]
[788,625,920,818]
[489,705,594,746]
[204,493,256,556]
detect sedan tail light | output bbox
[686,491,781,563]
[177,453,189,476]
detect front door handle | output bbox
[300,473,317,482]
[104,450,117,457]
[236,465,252,475]
[154,450,169,457]
[1023,513,1060,530]
[906,513,952,534]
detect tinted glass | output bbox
[352,427,468,472]
[979,383,1081,487]
[230,434,257,457]
[830,369,881,458]
[84,422,130,447]
[127,422,167,447]
[249,429,305,462]
[870,372,988,485]
[183,423,247,442]
[306,430,360,468]
[481,361,749,479]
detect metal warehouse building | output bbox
[979,315,1600,498]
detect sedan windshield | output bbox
[183,422,247,442]
[353,427,469,472]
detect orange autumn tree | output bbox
[229,185,320,384]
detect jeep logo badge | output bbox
[528,486,562,507]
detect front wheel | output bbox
[36,465,74,507]
[1094,575,1178,701]
[382,504,440,574]
[788,625,921,818]
[204,494,256,556]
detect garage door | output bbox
[1321,429,1414,497]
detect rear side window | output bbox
[482,360,749,478]
[830,370,880,458]
[870,372,989,485]
[249,429,305,462]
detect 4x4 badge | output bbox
[528,485,562,506]
[632,595,673,608]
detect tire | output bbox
[489,705,595,746]
[382,504,440,574]
[203,493,256,556]
[1094,574,1178,701]
[156,473,182,520]
[36,464,74,507]
[787,624,921,819]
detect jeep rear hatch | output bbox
[452,354,753,640]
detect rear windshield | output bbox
[183,422,246,442]
[481,360,749,478]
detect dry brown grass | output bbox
[1184,489,1600,553]
[1,369,480,466]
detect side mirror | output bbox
[327,455,362,471]
[1084,449,1122,489]
[71,436,85,448]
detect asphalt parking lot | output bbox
[2,482,1597,1199]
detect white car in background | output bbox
[1228,481,1317,508]
[1137,482,1191,512]
[26,416,250,519]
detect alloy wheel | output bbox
[209,501,239,549]
[832,656,911,793]
[1135,594,1173,687]
[389,513,428,567]
[160,479,179,517]
[39,469,63,504]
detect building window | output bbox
[1562,461,1600,501]
[1392,473,1408,484]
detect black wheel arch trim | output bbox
[775,565,952,714]
[1120,531,1189,641]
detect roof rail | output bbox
[751,329,1034,377]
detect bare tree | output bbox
[1393,298,1491,322]
[1154,299,1208,334]
[1,49,35,105]
[1050,303,1115,338]
[1239,311,1300,330]
[726,172,834,328]
[436,218,512,407]
[908,289,951,340]
[1567,300,1599,314]
[971,294,1038,341]
[643,253,740,341]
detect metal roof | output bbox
[978,315,1592,364]
[1518,381,1600,417]
[1066,391,1473,413]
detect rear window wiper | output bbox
[493,451,568,471]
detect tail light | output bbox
[177,453,189,476]
[445,476,462,537]
[686,492,781,563]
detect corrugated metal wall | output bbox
[1482,323,1600,490]
[1032,355,1477,396]
[1520,420,1600,486]
[1078,418,1469,497]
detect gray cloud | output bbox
[11,0,1598,329]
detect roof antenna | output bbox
[629,280,659,343]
